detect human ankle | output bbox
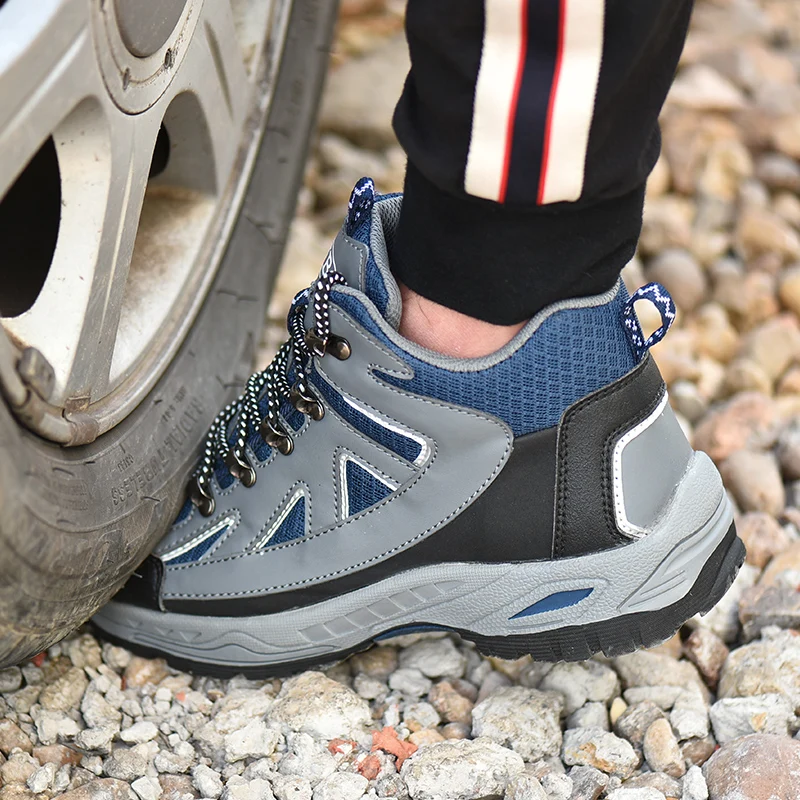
[398,283,527,358]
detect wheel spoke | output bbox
[172,0,254,192]
[0,0,94,204]
[4,107,161,407]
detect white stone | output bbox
[193,764,225,799]
[401,738,525,800]
[388,669,432,698]
[682,765,709,800]
[223,777,275,800]
[539,662,619,714]
[81,688,123,729]
[75,725,116,752]
[132,776,163,800]
[709,693,794,742]
[269,673,371,740]
[504,773,547,800]
[271,775,313,800]
[540,772,574,800]
[34,708,80,744]
[567,702,610,731]
[669,687,710,741]
[225,720,280,762]
[471,687,563,761]
[278,733,337,785]
[398,638,466,679]
[404,702,441,731]
[154,740,196,773]
[606,789,666,800]
[312,773,368,800]
[121,721,160,744]
[562,729,638,778]
[26,762,57,794]
[52,764,71,793]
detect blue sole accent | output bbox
[510,587,593,619]
[374,624,446,641]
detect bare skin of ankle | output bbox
[398,283,527,359]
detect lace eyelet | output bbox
[305,329,327,358]
[224,450,257,488]
[327,334,351,360]
[190,479,216,517]
[260,419,294,455]
[304,329,351,361]
[290,383,325,421]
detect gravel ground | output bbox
[3,1,800,799]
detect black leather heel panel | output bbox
[111,555,164,612]
[553,354,666,559]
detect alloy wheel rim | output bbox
[0,0,291,444]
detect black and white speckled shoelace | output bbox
[190,260,352,517]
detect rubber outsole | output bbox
[93,523,743,678]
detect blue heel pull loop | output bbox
[622,282,676,359]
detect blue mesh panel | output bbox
[269,497,305,546]
[310,369,422,462]
[165,526,229,565]
[173,498,193,525]
[350,214,389,318]
[346,460,393,516]
[247,431,272,462]
[280,400,306,432]
[332,290,637,436]
[214,463,235,490]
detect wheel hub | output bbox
[93,0,200,114]
[115,0,190,58]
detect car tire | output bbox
[0,0,339,668]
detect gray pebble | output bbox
[271,775,312,800]
[472,687,563,761]
[566,703,609,732]
[104,749,148,781]
[504,773,547,800]
[539,771,573,800]
[709,693,794,742]
[388,669,432,699]
[397,639,466,680]
[682,764,708,800]
[192,765,224,800]
[312,773,368,800]
[400,739,524,800]
[561,729,638,779]
[0,667,23,693]
[567,765,609,800]
[27,762,57,794]
[132,776,164,800]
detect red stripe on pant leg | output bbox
[537,0,567,205]
[498,0,529,204]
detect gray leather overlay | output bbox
[160,304,513,601]
[621,401,693,530]
[331,229,369,291]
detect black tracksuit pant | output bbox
[390,0,694,324]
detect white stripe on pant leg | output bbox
[539,0,605,204]
[464,0,525,202]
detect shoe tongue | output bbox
[328,178,402,329]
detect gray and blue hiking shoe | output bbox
[93,179,744,676]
